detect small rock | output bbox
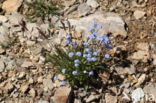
[143,83,156,102]
[134,74,146,87]
[8,12,23,25]
[134,10,146,19]
[43,78,54,90]
[86,0,99,8]
[78,3,91,17]
[21,61,33,68]
[0,15,8,23]
[86,94,100,103]
[4,82,14,93]
[105,93,117,103]
[136,42,149,51]
[115,65,136,75]
[37,76,43,83]
[18,72,26,79]
[0,60,5,72]
[131,88,145,103]
[130,50,149,62]
[2,0,23,12]
[20,84,29,93]
[53,86,71,103]
[29,88,36,97]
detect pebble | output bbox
[20,84,29,93]
[86,94,100,103]
[134,10,146,19]
[86,0,99,8]
[43,78,54,90]
[131,88,145,103]
[2,0,23,12]
[78,3,91,17]
[105,93,117,103]
[53,86,71,103]
[0,15,8,23]
[21,61,33,68]
[29,88,36,97]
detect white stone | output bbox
[87,0,99,8]
[134,10,146,19]
[43,78,54,90]
[0,15,8,23]
[131,88,145,103]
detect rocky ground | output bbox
[0,0,156,103]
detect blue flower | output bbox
[87,54,92,58]
[72,70,78,76]
[104,54,110,59]
[74,59,80,64]
[96,37,103,41]
[105,44,113,49]
[96,25,102,30]
[53,75,58,81]
[83,42,89,46]
[89,71,94,75]
[66,34,71,39]
[83,70,88,74]
[68,52,74,58]
[76,52,82,56]
[87,57,92,62]
[71,42,77,48]
[65,40,71,45]
[89,34,96,40]
[60,81,67,86]
[85,48,91,53]
[74,63,79,67]
[88,28,95,33]
[61,69,66,74]
[83,54,88,58]
[91,57,97,61]
[91,21,97,27]
[103,37,110,44]
[93,51,98,56]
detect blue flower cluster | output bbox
[53,21,113,86]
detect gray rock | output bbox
[115,65,136,75]
[131,88,145,103]
[21,61,33,68]
[133,10,146,19]
[7,12,23,25]
[0,60,5,72]
[78,3,91,17]
[43,78,54,90]
[86,0,99,8]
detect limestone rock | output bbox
[78,3,91,17]
[0,15,8,23]
[68,12,127,39]
[134,10,146,19]
[53,86,71,103]
[43,78,54,90]
[131,88,145,103]
[105,93,117,103]
[86,0,99,8]
[2,0,23,12]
